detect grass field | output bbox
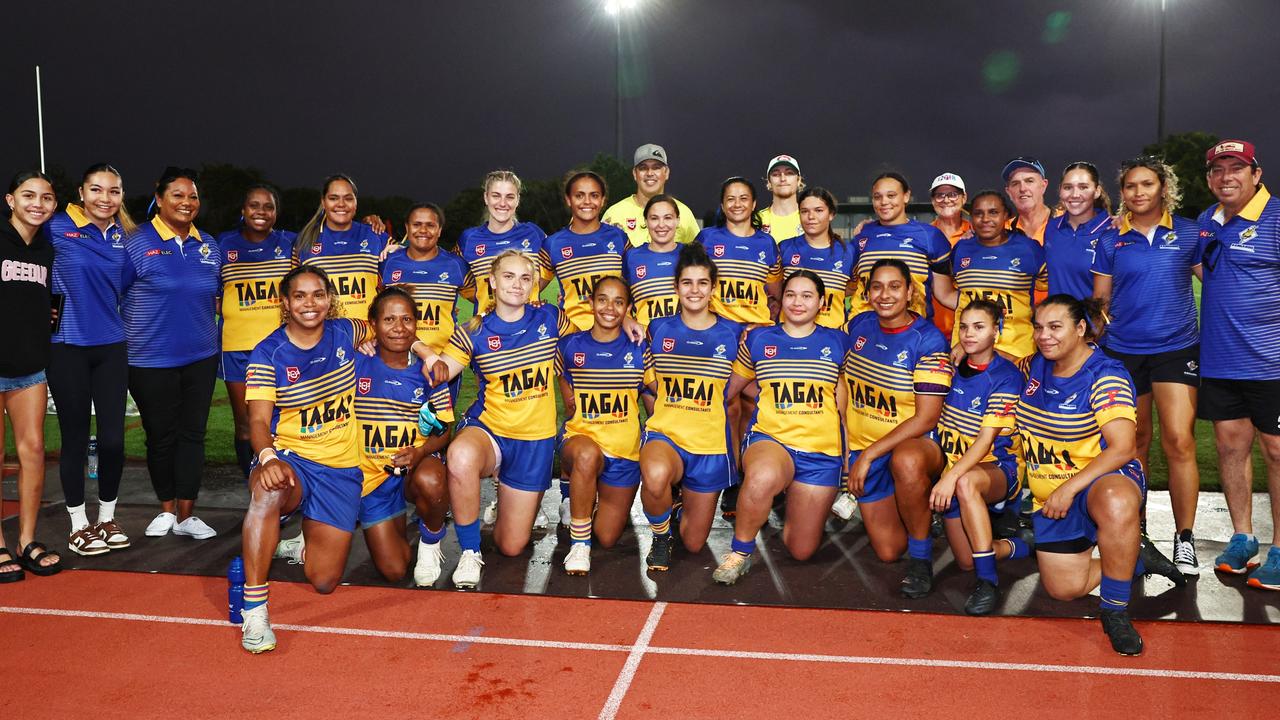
[7,281,1267,492]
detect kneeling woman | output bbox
[928,300,1027,614]
[1021,295,1183,656]
[641,243,743,571]
[557,276,650,575]
[712,270,847,584]
[844,259,953,599]
[427,250,571,589]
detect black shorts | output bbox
[1197,377,1280,435]
[1102,343,1199,396]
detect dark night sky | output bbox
[4,1,1279,218]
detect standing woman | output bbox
[295,174,388,321]
[218,184,296,477]
[1043,162,1112,300]
[123,167,222,540]
[623,194,683,328]
[698,176,781,326]
[542,171,628,331]
[381,203,475,354]
[777,187,856,329]
[928,173,972,337]
[457,170,548,314]
[0,171,61,579]
[1092,157,1202,575]
[45,164,134,556]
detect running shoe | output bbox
[1172,529,1199,576]
[534,508,552,530]
[901,557,933,599]
[274,533,305,565]
[1099,609,1143,656]
[1214,533,1260,575]
[481,500,498,526]
[563,543,591,576]
[559,497,572,527]
[720,483,740,520]
[172,516,217,540]
[1246,547,1280,591]
[964,579,1000,616]
[453,549,484,589]
[95,520,131,550]
[144,511,176,537]
[712,553,751,585]
[413,540,444,587]
[1139,536,1187,587]
[240,605,277,654]
[831,492,857,521]
[646,533,672,572]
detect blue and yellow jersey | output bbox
[122,216,221,368]
[556,331,648,461]
[218,229,296,353]
[541,224,627,331]
[603,194,701,248]
[299,222,387,320]
[245,318,374,467]
[623,244,680,328]
[1196,186,1280,380]
[644,314,744,454]
[698,226,782,325]
[1092,212,1199,355]
[842,311,952,451]
[734,324,847,457]
[353,352,454,496]
[937,355,1022,474]
[850,220,952,320]
[758,207,802,243]
[47,204,127,346]
[457,221,547,312]
[950,233,1047,358]
[777,235,856,328]
[442,303,570,441]
[1043,211,1109,300]
[380,249,475,352]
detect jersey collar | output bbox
[1212,184,1271,224]
[151,215,204,243]
[1117,209,1173,235]
[65,203,120,233]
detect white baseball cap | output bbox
[930,172,966,194]
[766,154,801,175]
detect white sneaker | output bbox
[831,492,857,521]
[534,508,552,530]
[559,497,572,526]
[452,549,484,589]
[414,540,444,587]
[482,500,498,526]
[144,512,177,537]
[274,533,305,564]
[240,605,277,654]
[172,516,217,540]
[564,543,591,575]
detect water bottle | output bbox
[87,436,99,481]
[228,555,245,624]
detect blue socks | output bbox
[1099,574,1130,613]
[973,550,998,584]
[645,509,672,537]
[1005,536,1031,560]
[731,537,756,558]
[455,519,481,552]
[1132,554,1146,579]
[907,536,932,561]
[419,519,446,545]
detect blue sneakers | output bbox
[1246,546,1280,591]
[1214,533,1260,575]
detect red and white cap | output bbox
[1205,139,1258,167]
[930,172,966,194]
[766,154,801,175]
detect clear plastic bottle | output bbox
[228,555,245,624]
[87,435,99,481]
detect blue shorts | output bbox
[942,458,1020,520]
[1033,461,1146,552]
[743,431,842,488]
[252,450,362,532]
[359,474,407,527]
[0,369,47,393]
[846,449,894,503]
[458,417,554,492]
[219,350,251,383]
[558,433,641,488]
[642,430,735,494]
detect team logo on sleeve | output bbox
[573,352,586,367]
[635,264,648,279]
[713,245,725,258]
[854,336,866,351]
[476,244,487,257]
[764,345,777,359]
[357,377,372,395]
[285,366,301,383]
[1024,378,1041,396]
[561,247,573,259]
[662,337,676,352]
[310,243,322,254]
[226,250,238,262]
[960,257,971,269]
[858,238,867,250]
[390,270,403,283]
[762,224,772,234]
[626,218,637,231]
[487,336,502,351]
[790,254,801,266]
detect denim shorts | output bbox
[0,369,47,393]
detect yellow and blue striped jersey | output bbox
[353,353,453,496]
[245,318,374,467]
[777,235,856,328]
[733,324,847,457]
[950,233,1047,358]
[938,355,1022,475]
[443,304,571,441]
[850,220,952,320]
[541,224,628,331]
[699,226,782,325]
[623,245,679,328]
[218,229,296,352]
[1016,350,1137,509]
[457,221,547,313]
[644,314,744,454]
[843,311,953,451]
[556,331,649,461]
[299,222,387,320]
[380,249,475,352]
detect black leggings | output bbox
[47,342,128,507]
[128,354,219,503]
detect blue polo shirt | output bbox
[1092,212,1199,355]
[1196,185,1280,380]
[1043,211,1110,300]
[47,204,128,346]
[122,216,222,368]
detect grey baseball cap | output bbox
[633,143,668,167]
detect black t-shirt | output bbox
[0,219,54,377]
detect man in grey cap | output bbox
[604,143,702,247]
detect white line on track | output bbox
[3,604,1278,689]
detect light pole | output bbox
[604,0,640,160]
[1157,0,1167,143]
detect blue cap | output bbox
[1001,156,1046,182]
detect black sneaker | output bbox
[646,533,672,571]
[1172,529,1200,576]
[1140,536,1188,587]
[720,483,740,520]
[901,557,933,598]
[1099,609,1144,656]
[964,579,1000,616]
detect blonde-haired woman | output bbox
[457,170,549,314]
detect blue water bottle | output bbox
[228,555,245,624]
[87,436,99,481]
